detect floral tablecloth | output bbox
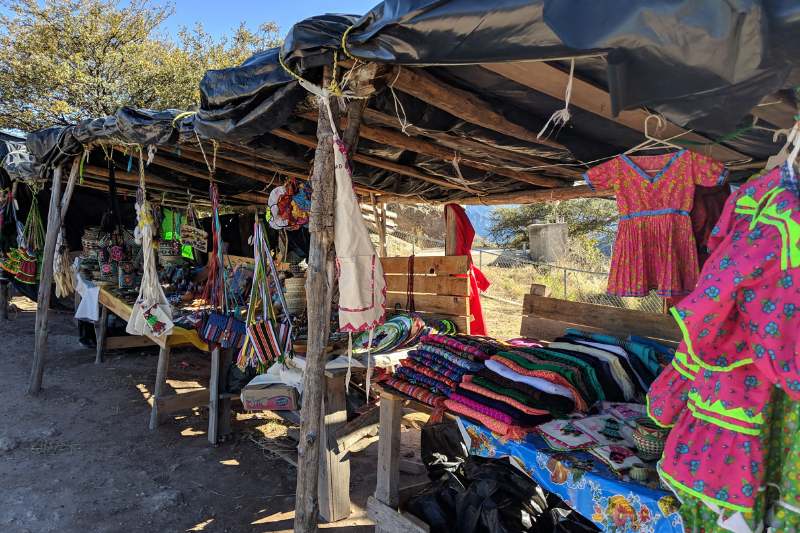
[457,418,684,533]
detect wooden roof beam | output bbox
[359,108,580,178]
[482,61,749,164]
[270,127,482,193]
[378,184,612,206]
[298,111,565,188]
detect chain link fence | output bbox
[368,224,663,314]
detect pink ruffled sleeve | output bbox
[583,157,621,191]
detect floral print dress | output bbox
[584,149,727,297]
[646,163,800,529]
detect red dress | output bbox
[584,149,727,297]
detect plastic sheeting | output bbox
[406,421,601,533]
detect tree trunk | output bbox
[294,65,341,533]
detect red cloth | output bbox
[444,204,489,336]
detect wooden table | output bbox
[95,289,233,442]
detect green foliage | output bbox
[0,0,282,132]
[487,198,619,248]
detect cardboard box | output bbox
[241,384,299,410]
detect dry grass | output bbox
[481,297,523,341]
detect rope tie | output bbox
[450,152,474,193]
[537,59,574,139]
[389,68,413,136]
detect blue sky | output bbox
[164,0,380,40]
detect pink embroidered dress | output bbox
[584,149,728,297]
[647,163,800,514]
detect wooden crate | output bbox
[382,255,471,334]
[520,293,682,346]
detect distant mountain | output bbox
[463,205,493,238]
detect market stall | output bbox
[0,3,798,533]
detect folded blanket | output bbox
[400,359,459,389]
[407,354,465,382]
[511,347,606,404]
[501,350,600,404]
[453,385,551,426]
[423,334,489,360]
[474,369,575,415]
[384,376,446,407]
[445,399,528,442]
[394,368,452,396]
[461,375,550,416]
[415,344,483,371]
[486,358,585,410]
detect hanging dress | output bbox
[647,163,800,518]
[584,149,727,297]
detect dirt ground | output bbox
[0,291,427,533]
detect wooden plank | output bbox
[218,348,233,439]
[445,205,457,256]
[361,108,580,179]
[399,460,427,475]
[522,294,682,343]
[94,305,108,364]
[367,496,430,533]
[317,375,351,523]
[208,347,220,445]
[155,388,209,414]
[381,256,469,275]
[482,61,746,164]
[333,402,380,454]
[105,336,157,350]
[387,293,468,316]
[97,289,132,321]
[519,315,674,349]
[375,392,403,515]
[385,275,469,296]
[149,340,171,429]
[399,482,431,507]
[377,184,612,206]
[391,66,565,151]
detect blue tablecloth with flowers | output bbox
[457,418,684,533]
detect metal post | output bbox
[479,249,482,270]
[563,268,568,299]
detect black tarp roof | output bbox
[9,0,800,204]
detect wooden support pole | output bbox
[444,205,457,256]
[94,305,108,364]
[149,340,172,429]
[208,346,220,444]
[317,374,351,522]
[370,194,385,257]
[294,64,341,533]
[379,203,388,258]
[374,391,404,533]
[29,158,80,394]
[218,347,233,439]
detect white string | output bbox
[389,69,413,136]
[537,59,574,139]
[146,145,156,166]
[450,152,474,193]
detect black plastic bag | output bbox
[227,363,257,394]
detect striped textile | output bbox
[474,369,575,416]
[415,345,483,371]
[407,354,465,382]
[445,399,527,442]
[385,377,445,407]
[423,334,489,360]
[460,376,550,416]
[453,386,550,426]
[399,359,459,389]
[394,368,452,396]
[490,355,588,411]
[502,350,602,404]
[449,392,516,424]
